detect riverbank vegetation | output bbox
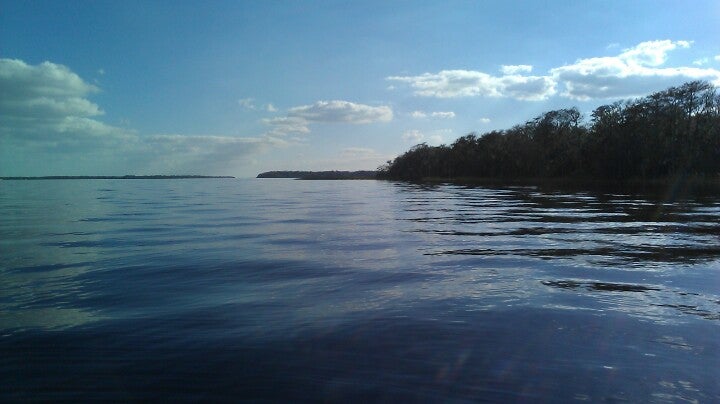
[378,81,720,182]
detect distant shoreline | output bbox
[0,175,235,180]
[257,171,378,180]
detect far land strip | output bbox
[0,175,235,180]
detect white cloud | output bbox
[0,59,98,99]
[288,100,392,124]
[411,110,455,119]
[402,129,424,143]
[479,117,491,124]
[262,100,393,137]
[431,111,455,119]
[0,58,280,175]
[551,40,720,100]
[715,55,720,62]
[266,103,277,112]
[387,69,556,100]
[620,40,690,66]
[389,40,720,102]
[501,64,533,74]
[693,58,709,66]
[0,58,122,143]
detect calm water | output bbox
[1,179,718,402]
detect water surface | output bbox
[1,179,718,402]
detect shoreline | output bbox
[0,175,235,180]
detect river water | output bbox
[1,179,718,402]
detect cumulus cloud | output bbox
[387,69,556,100]
[0,58,280,175]
[501,64,533,74]
[388,40,720,101]
[266,103,277,112]
[288,100,392,124]
[479,117,491,124]
[551,40,720,100]
[0,58,130,144]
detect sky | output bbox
[1,0,720,177]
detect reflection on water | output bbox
[0,179,718,401]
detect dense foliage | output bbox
[378,81,720,181]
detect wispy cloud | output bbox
[262,116,310,136]
[239,99,278,113]
[410,110,455,119]
[238,98,256,110]
[288,100,392,124]
[142,134,279,172]
[263,100,393,137]
[388,40,720,101]
[387,69,556,100]
[500,64,533,75]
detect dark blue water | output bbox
[1,179,718,402]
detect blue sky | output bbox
[2,1,720,177]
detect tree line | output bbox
[378,81,720,181]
